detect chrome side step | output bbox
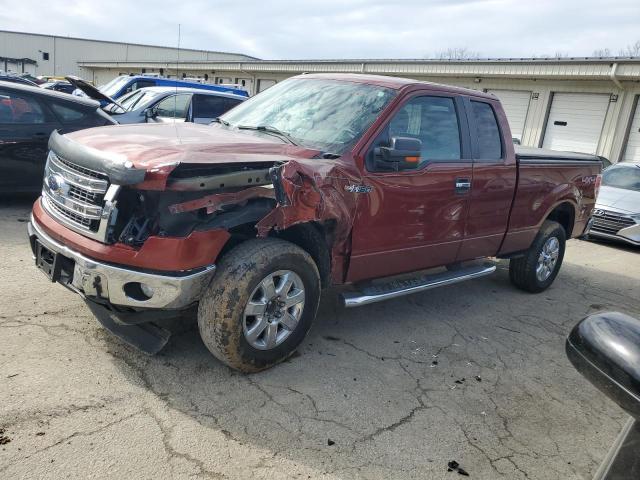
[341,263,497,308]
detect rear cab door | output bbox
[347,88,474,282]
[456,96,517,260]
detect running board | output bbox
[341,263,497,308]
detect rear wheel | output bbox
[198,238,320,372]
[509,220,566,293]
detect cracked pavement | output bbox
[1,197,639,479]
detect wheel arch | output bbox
[216,220,333,289]
[545,201,576,237]
[270,221,333,288]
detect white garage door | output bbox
[623,98,640,162]
[487,89,531,142]
[542,93,610,154]
[257,79,277,93]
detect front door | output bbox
[348,93,473,283]
[0,89,61,192]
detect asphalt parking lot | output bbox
[1,197,639,480]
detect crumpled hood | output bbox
[64,122,321,170]
[596,185,640,214]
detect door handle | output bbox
[32,132,48,139]
[455,178,471,194]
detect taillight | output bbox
[594,174,602,199]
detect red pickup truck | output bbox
[28,74,602,371]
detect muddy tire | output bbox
[509,220,566,293]
[198,238,320,372]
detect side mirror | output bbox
[144,106,158,120]
[566,312,640,420]
[375,136,421,171]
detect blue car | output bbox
[67,75,249,107]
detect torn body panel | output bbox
[256,160,359,284]
[163,159,360,284]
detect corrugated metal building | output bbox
[0,30,256,78]
[2,29,640,163]
[78,57,640,163]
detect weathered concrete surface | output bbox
[1,197,639,479]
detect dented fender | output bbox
[166,159,360,283]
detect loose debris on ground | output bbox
[448,460,470,476]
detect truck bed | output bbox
[515,146,604,164]
[499,147,602,255]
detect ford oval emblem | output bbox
[46,173,66,195]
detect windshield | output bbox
[602,164,640,191]
[220,78,396,154]
[116,89,162,112]
[99,76,131,97]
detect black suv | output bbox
[0,81,115,193]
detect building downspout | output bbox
[609,63,623,90]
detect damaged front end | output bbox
[34,129,359,322]
[31,130,361,355]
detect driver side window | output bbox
[155,94,191,119]
[387,96,461,166]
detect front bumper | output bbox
[589,222,640,247]
[28,217,216,309]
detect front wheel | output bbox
[509,220,566,293]
[198,238,320,372]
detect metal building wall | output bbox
[0,30,254,77]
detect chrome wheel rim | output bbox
[243,270,305,350]
[536,236,560,282]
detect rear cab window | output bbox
[471,100,503,160]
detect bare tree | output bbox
[530,51,570,59]
[592,48,612,57]
[432,47,482,60]
[619,40,640,57]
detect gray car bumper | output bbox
[589,228,640,246]
[28,217,216,309]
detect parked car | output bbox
[587,162,640,246]
[0,74,39,87]
[28,73,601,371]
[41,80,76,94]
[567,311,640,479]
[69,75,249,105]
[0,81,116,193]
[104,86,246,124]
[19,73,46,85]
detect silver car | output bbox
[589,162,640,246]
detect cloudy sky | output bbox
[1,0,638,59]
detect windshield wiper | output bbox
[211,117,230,126]
[237,125,298,146]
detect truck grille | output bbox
[591,209,636,235]
[41,151,120,242]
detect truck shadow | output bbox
[105,260,639,478]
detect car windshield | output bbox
[117,89,162,112]
[99,76,131,97]
[220,78,397,154]
[602,164,640,191]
